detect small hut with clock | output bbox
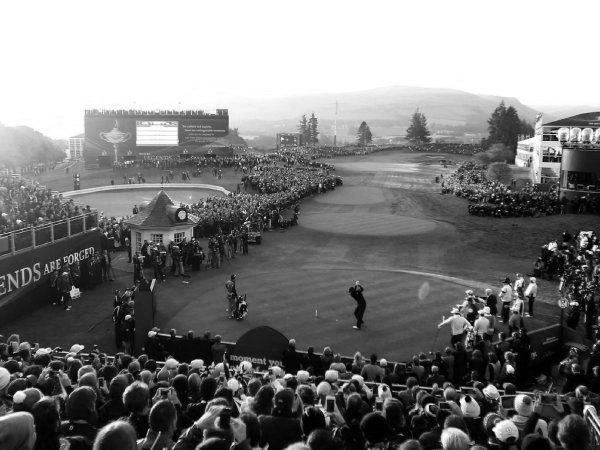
[124,189,199,255]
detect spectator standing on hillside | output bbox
[349,281,367,330]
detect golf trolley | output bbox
[231,294,248,320]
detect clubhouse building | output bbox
[516,112,600,199]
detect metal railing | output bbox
[585,405,600,450]
[0,212,99,258]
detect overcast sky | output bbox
[1,0,598,138]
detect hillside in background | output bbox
[228,86,544,144]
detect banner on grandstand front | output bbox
[226,326,289,371]
[0,232,101,305]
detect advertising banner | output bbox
[179,118,229,144]
[0,232,102,323]
[226,326,289,371]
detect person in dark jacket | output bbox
[259,389,303,450]
[282,339,302,374]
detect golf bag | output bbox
[233,294,248,320]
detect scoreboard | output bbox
[84,109,229,166]
[277,133,302,150]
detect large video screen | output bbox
[136,121,179,146]
[179,119,228,144]
[84,112,229,166]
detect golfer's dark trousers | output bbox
[502,302,511,322]
[354,301,366,328]
[451,333,463,345]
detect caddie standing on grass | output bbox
[438,306,471,345]
[225,274,237,319]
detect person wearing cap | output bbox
[473,309,490,342]
[514,273,525,298]
[507,307,524,335]
[499,277,513,323]
[493,419,519,447]
[438,307,471,345]
[482,307,496,341]
[56,267,74,311]
[348,280,367,330]
[524,277,537,317]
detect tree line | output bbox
[0,123,65,169]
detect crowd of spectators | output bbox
[442,162,562,218]
[534,230,600,338]
[0,177,95,234]
[407,143,485,155]
[0,331,596,450]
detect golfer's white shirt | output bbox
[440,315,470,335]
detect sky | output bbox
[1,0,599,138]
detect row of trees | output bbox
[298,101,533,152]
[0,123,65,169]
[298,114,319,146]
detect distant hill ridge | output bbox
[228,85,545,137]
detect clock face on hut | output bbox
[176,208,188,221]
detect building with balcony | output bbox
[517,112,600,199]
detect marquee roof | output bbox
[544,112,600,127]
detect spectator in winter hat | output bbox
[93,421,138,450]
[7,378,28,399]
[511,394,548,438]
[460,395,480,418]
[12,388,43,413]
[0,411,36,450]
[61,385,99,442]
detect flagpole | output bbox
[334,100,338,149]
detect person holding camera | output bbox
[138,399,178,450]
